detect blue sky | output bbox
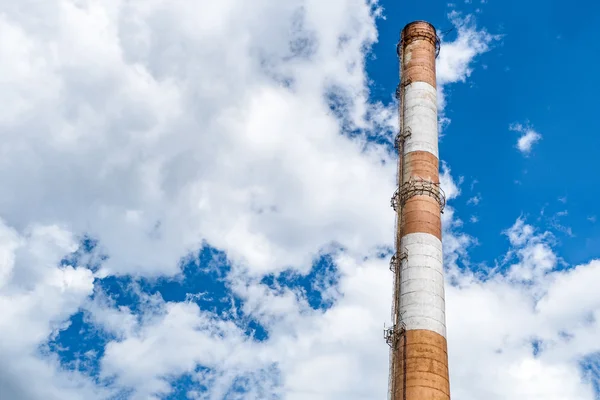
[0,0,599,399]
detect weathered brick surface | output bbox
[392,330,450,400]
[402,22,437,87]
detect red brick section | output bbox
[400,197,442,240]
[393,330,450,400]
[402,151,439,183]
[402,21,438,88]
[399,150,442,240]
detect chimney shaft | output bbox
[387,21,450,400]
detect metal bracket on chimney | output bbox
[389,251,408,273]
[394,128,412,150]
[384,322,406,348]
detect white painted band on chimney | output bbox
[402,81,438,158]
[399,232,446,337]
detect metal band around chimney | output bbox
[390,178,446,213]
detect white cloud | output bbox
[440,162,462,201]
[3,0,392,397]
[0,0,395,397]
[440,166,475,280]
[0,219,102,400]
[511,122,543,155]
[504,219,557,282]
[100,301,270,400]
[518,130,543,153]
[447,218,600,400]
[505,217,535,246]
[0,0,393,279]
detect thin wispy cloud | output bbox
[546,210,574,237]
[467,194,482,206]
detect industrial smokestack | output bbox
[385,21,450,400]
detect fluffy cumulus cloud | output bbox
[0,0,396,278]
[1,1,599,399]
[447,218,600,400]
[0,220,101,400]
[510,122,543,155]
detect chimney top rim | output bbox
[402,20,437,33]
